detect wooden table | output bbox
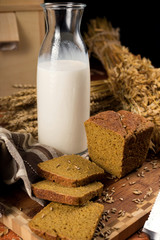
[1,154,159,240]
[0,222,149,240]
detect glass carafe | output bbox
[37,2,90,154]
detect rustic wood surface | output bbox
[93,156,159,240]
[0,154,159,240]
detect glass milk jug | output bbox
[37,2,90,154]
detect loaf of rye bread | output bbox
[84,110,154,178]
[29,201,104,240]
[37,154,105,187]
[32,180,103,205]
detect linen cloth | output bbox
[0,127,63,214]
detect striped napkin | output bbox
[0,127,63,213]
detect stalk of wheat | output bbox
[85,17,160,152]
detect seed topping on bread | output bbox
[37,154,105,187]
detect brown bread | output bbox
[84,110,154,178]
[29,201,104,240]
[32,180,103,205]
[37,154,105,187]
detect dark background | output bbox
[45,1,160,68]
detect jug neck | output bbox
[42,2,86,35]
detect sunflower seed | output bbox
[133,190,142,195]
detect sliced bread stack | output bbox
[29,201,104,240]
[32,154,105,205]
[29,155,105,240]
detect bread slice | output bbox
[32,180,103,205]
[37,155,105,187]
[84,110,154,178]
[29,201,104,240]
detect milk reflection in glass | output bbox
[37,60,90,154]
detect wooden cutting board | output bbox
[0,156,160,240]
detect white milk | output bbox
[37,60,90,154]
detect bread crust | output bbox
[37,166,105,187]
[28,226,59,240]
[84,110,154,178]
[32,182,103,205]
[86,110,154,138]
